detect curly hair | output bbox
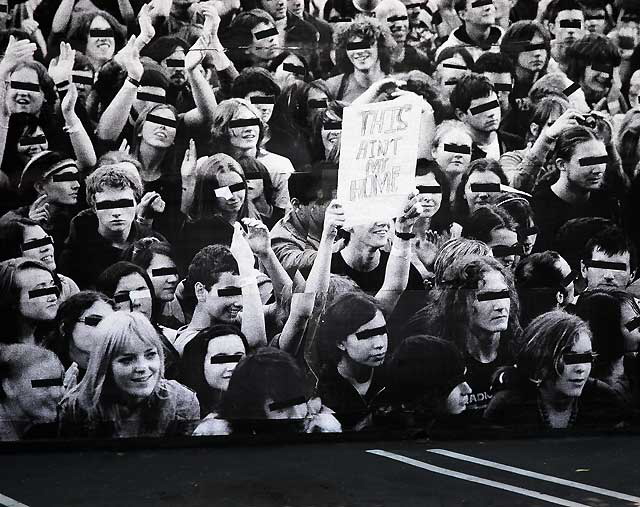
[564,33,621,83]
[85,164,144,209]
[183,245,240,308]
[333,18,397,75]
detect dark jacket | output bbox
[174,216,235,273]
[58,209,165,290]
[471,130,525,161]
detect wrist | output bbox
[395,229,415,240]
[126,74,141,87]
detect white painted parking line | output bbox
[0,492,29,507]
[428,448,640,503]
[367,449,590,507]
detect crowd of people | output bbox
[1,0,640,441]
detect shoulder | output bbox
[193,414,232,436]
[160,380,200,411]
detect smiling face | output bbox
[559,139,607,192]
[346,36,379,73]
[464,170,502,213]
[40,168,81,206]
[110,338,161,401]
[434,128,473,176]
[203,334,246,392]
[471,270,510,335]
[203,271,244,323]
[415,172,442,218]
[146,254,179,303]
[338,310,388,368]
[8,67,44,115]
[228,106,261,151]
[21,225,56,270]
[113,273,153,318]
[321,122,341,158]
[581,65,617,104]
[85,16,115,64]
[214,170,246,215]
[140,107,177,149]
[17,125,48,162]
[16,267,59,322]
[546,330,592,398]
[516,34,548,74]
[348,219,391,250]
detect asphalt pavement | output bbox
[1,434,640,506]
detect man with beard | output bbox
[564,33,626,114]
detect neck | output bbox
[466,22,491,43]
[466,329,500,363]
[337,356,373,384]
[551,178,590,204]
[515,65,537,83]
[342,242,380,271]
[539,384,574,412]
[190,305,215,329]
[219,209,239,225]
[353,63,385,88]
[139,142,165,177]
[468,124,496,145]
[231,145,257,159]
[18,319,37,345]
[274,17,287,31]
[88,55,108,71]
[98,222,132,247]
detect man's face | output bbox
[161,48,187,87]
[581,247,632,289]
[561,139,607,192]
[584,10,606,33]
[260,0,287,20]
[133,86,167,115]
[346,36,379,73]
[247,22,280,64]
[483,72,512,116]
[202,271,244,323]
[462,92,501,134]
[287,0,304,18]
[554,9,585,46]
[94,187,137,237]
[516,34,548,73]
[581,64,617,104]
[461,0,496,27]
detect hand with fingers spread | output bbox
[20,17,39,37]
[48,42,76,87]
[28,194,50,224]
[137,192,166,219]
[395,191,423,234]
[242,218,271,258]
[416,229,450,271]
[0,35,37,80]
[322,200,345,241]
[114,35,143,81]
[180,139,197,182]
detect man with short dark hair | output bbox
[580,225,635,290]
[473,52,514,120]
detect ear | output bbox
[556,158,568,173]
[291,197,300,209]
[556,290,565,307]
[580,259,588,280]
[33,180,45,195]
[194,282,208,303]
[457,7,469,22]
[336,340,346,352]
[455,108,468,123]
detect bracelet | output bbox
[395,230,415,240]
[127,76,140,88]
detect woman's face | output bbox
[434,128,473,177]
[8,67,44,115]
[111,339,161,401]
[348,219,391,250]
[306,87,329,126]
[445,381,472,415]
[41,167,81,206]
[346,36,379,73]
[247,22,280,65]
[113,273,153,319]
[21,225,55,271]
[464,170,502,213]
[203,334,246,392]
[214,170,246,216]
[246,91,275,124]
[321,121,341,158]
[146,254,179,303]
[273,54,306,89]
[85,16,116,63]
[548,330,592,398]
[141,107,177,149]
[516,34,547,73]
[487,227,520,271]
[16,267,59,322]
[436,55,469,93]
[555,256,575,305]
[3,359,64,423]
[71,300,115,361]
[338,310,388,368]
[228,106,261,151]
[415,172,442,219]
[471,270,511,335]
[620,302,640,353]
[17,125,48,161]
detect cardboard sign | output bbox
[337,96,421,222]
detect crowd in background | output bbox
[1,0,640,440]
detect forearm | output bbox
[271,241,318,276]
[257,249,291,299]
[240,278,267,349]
[376,236,411,316]
[95,80,136,141]
[117,0,135,26]
[51,0,74,34]
[181,178,196,215]
[183,68,217,127]
[278,292,315,355]
[0,81,9,169]
[305,233,335,295]
[64,113,96,169]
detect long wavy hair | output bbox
[333,18,397,75]
[209,98,268,156]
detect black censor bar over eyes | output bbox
[31,378,63,388]
[492,244,523,257]
[444,80,457,86]
[269,395,307,411]
[283,63,305,75]
[82,316,103,327]
[471,0,493,7]
[51,172,80,183]
[523,42,547,51]
[89,28,114,37]
[11,81,40,92]
[22,236,53,251]
[518,225,539,236]
[137,92,166,104]
[387,15,408,21]
[20,135,47,146]
[217,182,245,194]
[585,14,605,20]
[494,83,512,92]
[165,59,184,67]
[469,100,500,115]
[561,270,578,287]
[591,63,613,75]
[625,317,640,332]
[210,353,243,364]
[254,27,278,40]
[228,118,260,128]
[442,63,467,70]
[477,290,510,302]
[95,199,135,210]
[417,185,442,194]
[559,19,582,28]
[470,183,501,192]
[578,156,608,166]
[151,267,179,277]
[244,172,263,180]
[563,82,581,97]
[250,96,275,104]
[563,352,594,365]
[72,74,94,85]
[324,120,342,130]
[329,16,352,22]
[217,286,242,297]
[146,114,178,128]
[444,143,471,154]
[308,99,327,108]
[583,260,627,271]
[113,293,130,303]
[29,287,59,299]
[356,325,387,340]
[347,41,372,51]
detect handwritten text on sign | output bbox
[338,96,421,222]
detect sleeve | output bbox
[271,235,318,277]
[171,384,201,436]
[507,150,546,194]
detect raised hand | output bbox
[114,35,143,80]
[0,36,37,79]
[241,218,271,258]
[180,139,197,181]
[200,1,221,37]
[136,3,156,50]
[184,35,207,72]
[60,82,78,119]
[48,42,76,86]
[321,200,345,240]
[28,194,50,224]
[137,191,166,219]
[395,191,423,234]
[230,222,256,271]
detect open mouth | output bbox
[131,375,153,384]
[15,97,30,105]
